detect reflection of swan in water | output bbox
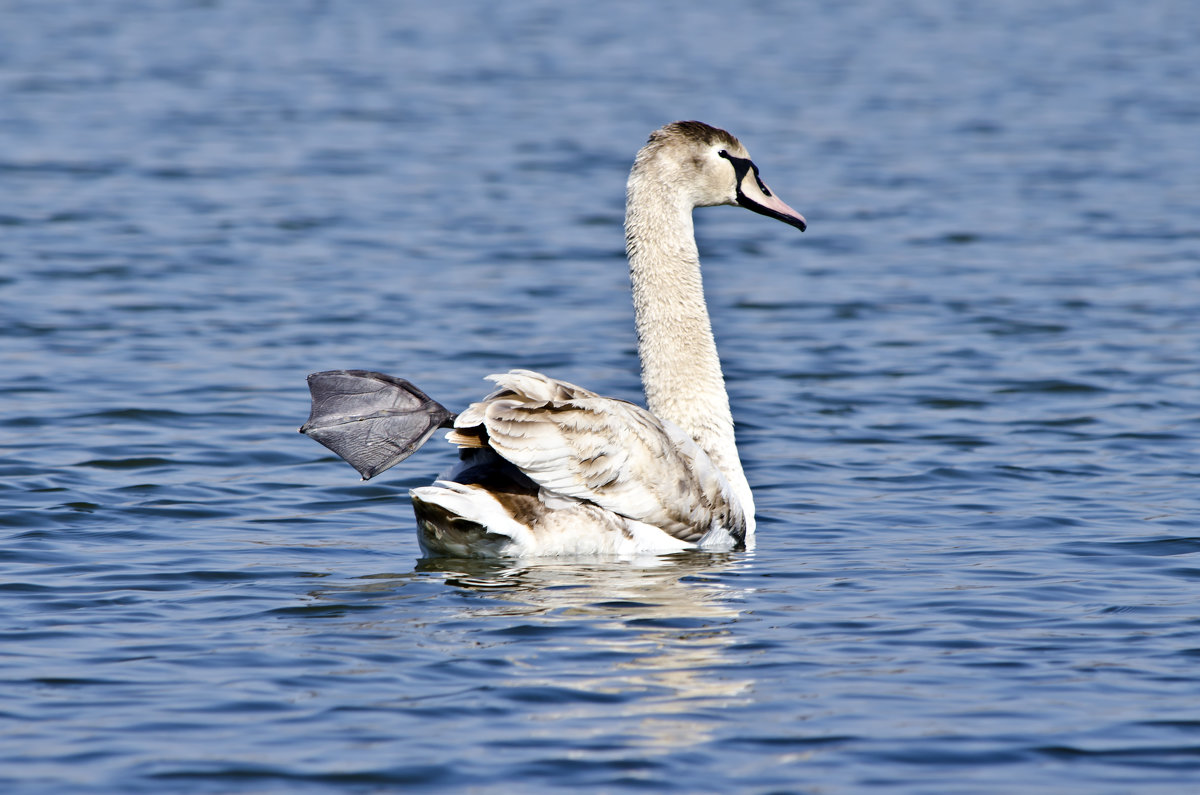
[322,552,756,753]
[416,553,754,751]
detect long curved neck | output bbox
[625,175,755,522]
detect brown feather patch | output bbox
[446,429,486,448]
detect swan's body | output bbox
[301,121,806,558]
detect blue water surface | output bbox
[2,1,1199,793]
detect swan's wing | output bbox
[457,369,602,426]
[462,372,745,543]
[300,370,455,480]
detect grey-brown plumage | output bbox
[655,120,742,149]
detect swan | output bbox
[301,121,806,557]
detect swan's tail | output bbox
[300,370,455,480]
[410,481,533,557]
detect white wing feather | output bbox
[454,370,746,543]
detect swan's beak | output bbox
[736,165,807,232]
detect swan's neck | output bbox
[625,178,755,523]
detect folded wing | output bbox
[457,370,746,544]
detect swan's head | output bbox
[632,121,807,232]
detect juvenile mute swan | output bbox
[301,121,806,557]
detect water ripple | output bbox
[2,1,1200,793]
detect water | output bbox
[2,1,1199,792]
